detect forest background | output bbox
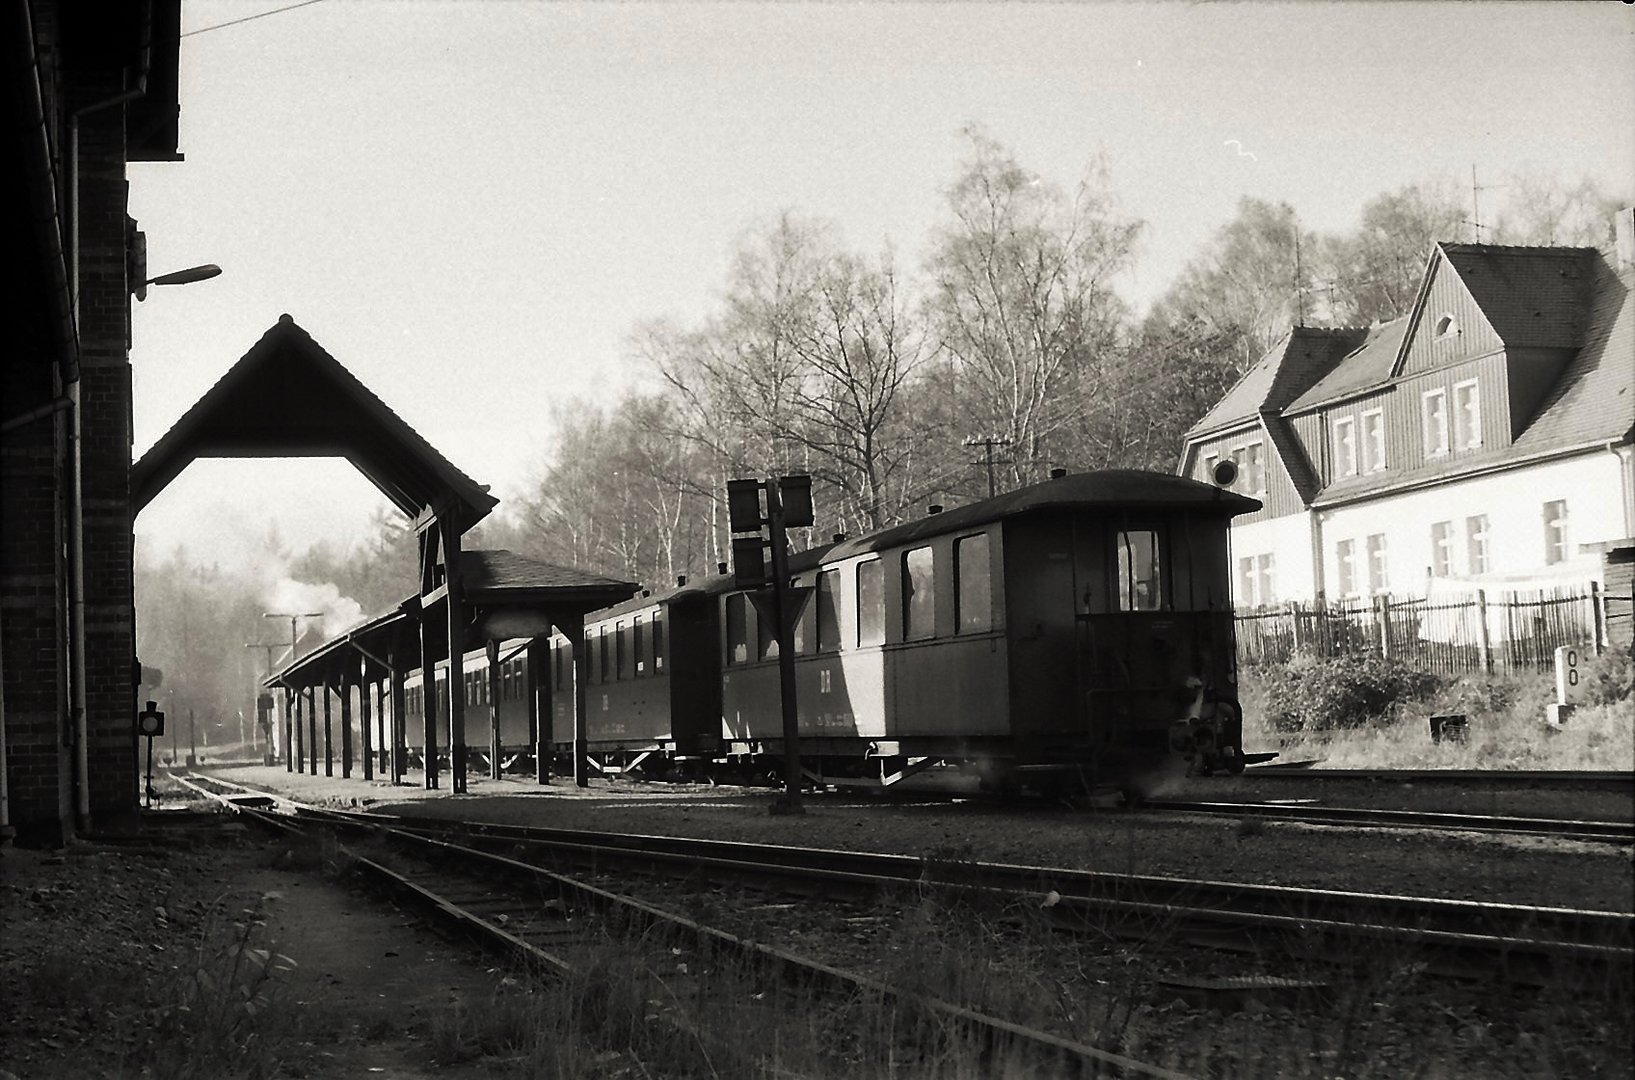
[134,133,1627,743]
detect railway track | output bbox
[172,772,1191,1079]
[1140,798,1635,844]
[178,772,1634,991]
[1245,765,1635,792]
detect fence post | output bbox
[1377,593,1392,660]
[1591,581,1606,655]
[1477,589,1493,675]
[1289,601,1304,654]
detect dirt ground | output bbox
[0,813,526,1080]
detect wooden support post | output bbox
[323,683,334,777]
[388,662,406,785]
[340,678,353,779]
[530,638,549,785]
[1477,589,1493,675]
[442,514,467,795]
[558,617,588,788]
[487,639,502,781]
[293,690,305,773]
[307,687,319,775]
[1376,593,1392,660]
[283,688,294,771]
[420,614,439,789]
[1591,581,1606,655]
[359,672,373,782]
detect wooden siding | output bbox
[1402,261,1503,375]
[1186,424,1302,520]
[1394,354,1512,471]
[1313,388,1393,485]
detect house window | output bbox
[1360,409,1386,473]
[1543,501,1569,565]
[1336,539,1358,598]
[1453,379,1481,451]
[955,534,993,633]
[1466,515,1490,574]
[1431,521,1454,578]
[815,569,841,653]
[1422,389,1449,457]
[1332,416,1358,478]
[856,559,884,647]
[1234,442,1265,494]
[902,546,936,641]
[1199,451,1219,485]
[1434,314,1458,338]
[1237,553,1276,608]
[725,594,748,665]
[1115,529,1163,611]
[1367,533,1390,594]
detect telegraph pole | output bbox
[245,642,284,760]
[263,612,323,666]
[962,434,1013,498]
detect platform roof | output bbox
[266,550,638,689]
[132,315,499,535]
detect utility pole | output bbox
[962,434,1014,498]
[263,612,324,666]
[245,642,284,757]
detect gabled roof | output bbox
[1511,259,1634,454]
[1285,318,1410,413]
[460,549,638,605]
[1438,244,1596,351]
[1186,326,1367,438]
[133,315,498,534]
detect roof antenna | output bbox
[1465,164,1485,244]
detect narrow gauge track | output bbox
[171,773,1190,1080]
[1246,766,1635,792]
[180,773,1633,990]
[1139,799,1635,844]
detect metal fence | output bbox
[1235,584,1608,674]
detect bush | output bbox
[1257,653,1443,732]
[1581,650,1634,705]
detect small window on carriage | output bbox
[726,594,749,665]
[902,546,935,641]
[816,569,841,653]
[856,559,884,647]
[955,534,992,633]
[596,625,609,683]
[1115,529,1164,611]
[758,596,780,661]
[616,619,630,680]
[633,615,646,675]
[652,616,665,672]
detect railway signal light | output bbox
[732,536,769,589]
[777,475,813,528]
[727,478,765,533]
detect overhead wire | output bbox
[181,0,329,39]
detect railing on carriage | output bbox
[1235,582,1608,674]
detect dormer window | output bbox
[1434,314,1458,338]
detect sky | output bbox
[128,0,1635,572]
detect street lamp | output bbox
[134,263,221,301]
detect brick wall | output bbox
[74,86,140,829]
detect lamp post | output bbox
[263,612,323,667]
[133,263,221,302]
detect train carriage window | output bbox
[726,594,748,665]
[652,617,665,672]
[902,546,935,641]
[758,597,779,660]
[955,534,992,633]
[633,615,646,675]
[616,619,629,680]
[816,569,841,653]
[1115,529,1164,611]
[857,559,884,647]
[597,626,609,683]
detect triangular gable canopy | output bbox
[132,314,498,535]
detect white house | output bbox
[1178,211,1634,610]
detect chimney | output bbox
[832,532,847,543]
[1049,467,1068,479]
[717,562,728,575]
[1615,206,1634,274]
[641,589,651,598]
[928,504,943,515]
[676,574,688,587]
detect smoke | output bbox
[263,577,369,643]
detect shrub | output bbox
[1581,650,1634,705]
[1257,653,1443,732]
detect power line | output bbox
[182,0,329,38]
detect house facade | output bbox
[1178,213,1635,614]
